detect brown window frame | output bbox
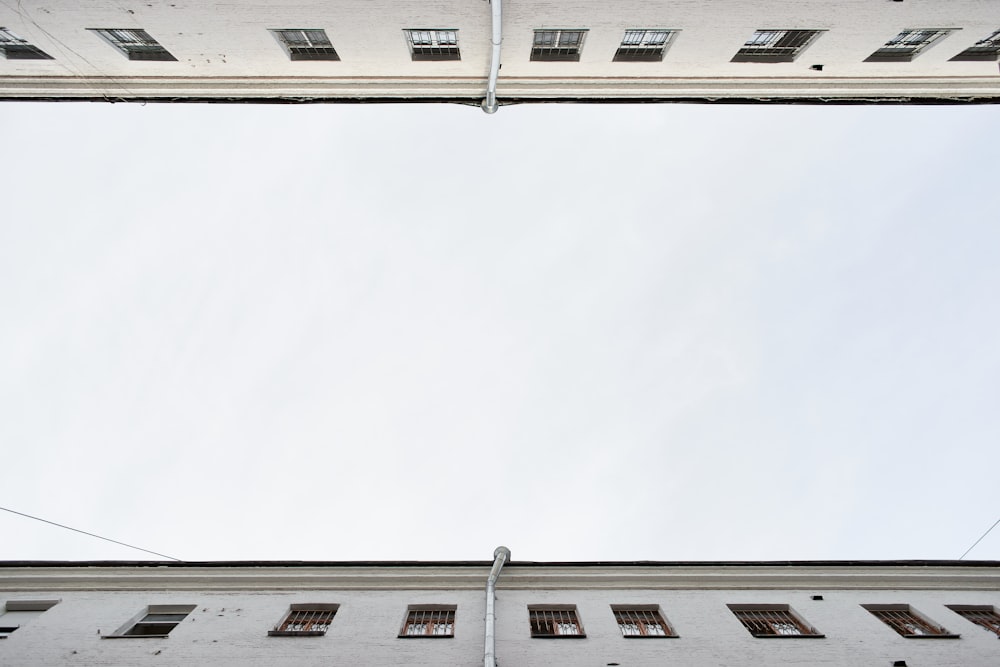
[728,604,824,638]
[611,605,677,638]
[398,605,456,638]
[946,605,1000,637]
[528,605,586,638]
[268,604,338,637]
[862,604,959,638]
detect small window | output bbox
[950,28,1000,61]
[0,600,59,638]
[728,604,824,638]
[105,604,195,638]
[268,603,338,636]
[865,29,954,62]
[528,605,585,638]
[614,30,677,62]
[612,605,676,638]
[0,28,53,60]
[732,30,823,62]
[90,29,176,61]
[531,30,587,62]
[404,30,460,61]
[271,29,340,61]
[862,604,959,638]
[946,605,1000,637]
[399,605,456,637]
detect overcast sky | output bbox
[0,101,998,563]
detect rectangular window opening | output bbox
[0,600,59,638]
[950,28,1000,61]
[90,28,176,61]
[728,604,824,638]
[404,29,460,61]
[272,29,339,61]
[399,605,456,637]
[614,29,676,62]
[0,27,53,59]
[529,605,586,638]
[865,29,954,62]
[946,605,1000,637]
[612,605,676,638]
[531,29,587,62]
[862,604,959,638]
[269,603,338,636]
[105,604,195,639]
[732,30,823,62]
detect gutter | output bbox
[484,546,511,666]
[481,0,502,113]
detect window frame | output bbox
[727,604,825,638]
[731,29,824,63]
[946,605,1000,637]
[268,603,339,637]
[403,29,460,61]
[611,604,677,638]
[613,29,678,62]
[90,28,176,61]
[862,604,960,639]
[0,27,53,60]
[531,29,588,62]
[528,605,586,638]
[865,29,956,62]
[270,29,340,61]
[950,28,1000,61]
[398,604,457,638]
[0,600,60,639]
[103,604,196,639]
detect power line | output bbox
[959,516,1000,560]
[0,505,182,561]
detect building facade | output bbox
[1,1,1000,110]
[1,558,999,666]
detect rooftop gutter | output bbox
[481,0,502,113]
[483,546,511,667]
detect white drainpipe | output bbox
[484,546,511,666]
[482,0,502,113]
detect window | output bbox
[614,30,677,62]
[0,600,59,638]
[90,29,176,61]
[865,29,954,62]
[732,30,823,62]
[268,603,338,636]
[399,605,456,637]
[946,605,1000,637]
[862,604,959,638]
[612,605,676,637]
[104,604,195,638]
[271,29,340,61]
[0,28,53,60]
[403,30,460,61]
[531,30,587,62]
[528,605,585,637]
[728,604,824,638]
[951,28,1000,61]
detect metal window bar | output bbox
[402,609,455,636]
[952,28,1000,60]
[274,29,339,61]
[872,29,949,57]
[404,29,460,61]
[0,27,53,59]
[951,608,1000,636]
[733,609,815,636]
[614,30,674,62]
[529,609,582,637]
[531,30,586,61]
[614,609,670,637]
[870,609,949,637]
[736,30,820,58]
[277,609,335,635]
[93,28,175,61]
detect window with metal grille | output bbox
[862,604,959,638]
[728,604,824,638]
[531,30,587,62]
[946,605,1000,637]
[104,604,196,638]
[268,604,338,636]
[612,605,676,638]
[271,29,340,61]
[0,600,59,639]
[0,28,53,60]
[399,606,456,637]
[403,30,460,61]
[732,30,823,62]
[950,28,1000,61]
[614,30,676,62]
[528,606,585,637]
[865,29,954,62]
[90,29,176,61]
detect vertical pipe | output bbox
[482,0,502,113]
[484,546,511,666]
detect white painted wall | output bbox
[1,1,999,101]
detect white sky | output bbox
[0,102,998,563]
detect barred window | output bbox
[399,606,456,637]
[728,604,824,638]
[272,29,340,61]
[0,28,53,60]
[529,605,585,637]
[950,28,1000,61]
[531,30,587,62]
[612,605,676,637]
[946,605,1000,637]
[269,604,338,636]
[862,604,959,638]
[732,30,823,62]
[90,28,176,61]
[404,29,460,61]
[866,29,954,62]
[614,30,676,62]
